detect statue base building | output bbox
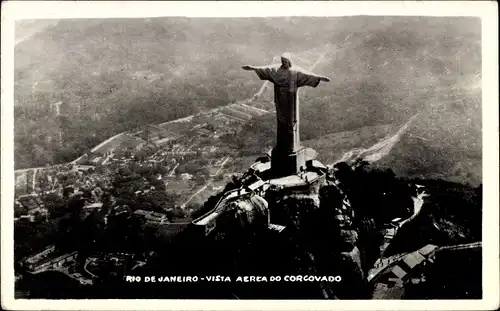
[193,147,328,236]
[270,147,307,178]
[268,146,320,178]
[253,146,327,190]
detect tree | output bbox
[134,150,148,161]
[14,203,27,218]
[166,207,187,220]
[140,191,178,212]
[151,179,166,191]
[42,193,66,218]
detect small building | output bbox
[248,180,266,192]
[180,173,193,181]
[27,251,79,274]
[209,146,218,153]
[28,206,49,216]
[268,223,286,233]
[91,156,103,164]
[19,214,36,222]
[112,205,130,217]
[390,265,408,280]
[17,194,44,210]
[212,185,224,191]
[152,133,181,147]
[141,124,165,142]
[134,210,150,217]
[23,245,56,266]
[133,210,169,224]
[197,128,212,137]
[83,202,103,210]
[74,165,95,173]
[402,251,426,270]
[144,214,169,225]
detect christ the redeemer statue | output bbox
[243,53,330,177]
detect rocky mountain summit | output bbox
[98,153,481,300]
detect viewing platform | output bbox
[192,147,328,236]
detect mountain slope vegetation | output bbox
[15,17,481,185]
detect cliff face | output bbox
[256,185,368,299]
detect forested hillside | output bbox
[15,17,481,185]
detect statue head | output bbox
[281,52,293,69]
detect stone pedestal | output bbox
[271,147,306,178]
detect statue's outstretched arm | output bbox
[242,65,257,71]
[242,65,274,71]
[243,65,275,83]
[318,75,331,82]
[297,66,331,82]
[308,72,330,82]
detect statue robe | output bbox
[252,64,323,153]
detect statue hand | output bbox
[242,65,254,71]
[321,76,331,82]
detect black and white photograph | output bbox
[1,1,498,310]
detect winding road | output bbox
[374,191,429,271]
[369,189,430,279]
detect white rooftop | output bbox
[251,161,271,172]
[248,180,266,191]
[194,212,219,225]
[268,171,320,187]
[84,202,103,209]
